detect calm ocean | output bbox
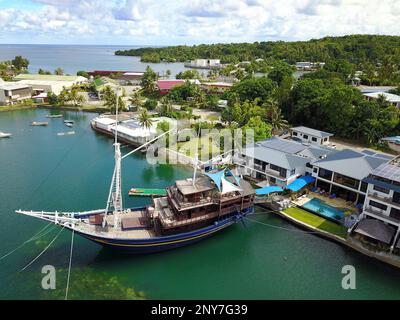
[0,44,189,77]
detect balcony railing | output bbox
[364,206,400,225]
[368,192,400,209]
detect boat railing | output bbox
[159,209,219,228]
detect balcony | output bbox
[368,192,400,209]
[363,206,400,225]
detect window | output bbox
[390,208,400,220]
[318,168,333,180]
[360,182,368,193]
[333,173,359,189]
[369,200,387,211]
[313,168,318,173]
[290,169,296,176]
[393,192,400,204]
[293,132,298,136]
[270,164,287,178]
[312,137,317,142]
[306,163,313,168]
[303,134,309,139]
[373,185,390,194]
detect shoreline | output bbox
[264,206,400,270]
[0,104,109,113]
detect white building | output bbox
[363,91,400,108]
[290,126,333,146]
[185,59,221,69]
[234,136,334,188]
[0,82,33,105]
[350,156,400,252]
[16,80,75,95]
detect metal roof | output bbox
[257,136,306,154]
[0,82,31,90]
[371,162,400,183]
[244,145,310,170]
[291,126,333,138]
[313,149,388,180]
[363,91,400,103]
[14,74,87,82]
[355,219,396,244]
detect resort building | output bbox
[234,136,334,188]
[363,91,400,108]
[351,156,400,251]
[311,149,392,206]
[157,80,186,95]
[290,126,333,146]
[0,82,32,105]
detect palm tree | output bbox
[264,100,289,135]
[138,109,154,130]
[159,97,173,115]
[129,91,143,109]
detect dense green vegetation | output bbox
[0,55,29,80]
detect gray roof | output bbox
[257,136,307,154]
[313,149,388,180]
[291,126,333,138]
[297,146,333,159]
[372,161,400,183]
[355,219,396,244]
[244,145,310,170]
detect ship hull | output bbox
[72,208,253,254]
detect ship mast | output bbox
[104,87,123,229]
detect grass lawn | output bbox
[283,207,348,239]
[176,135,221,159]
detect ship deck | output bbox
[74,209,156,240]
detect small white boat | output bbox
[30,122,48,126]
[64,120,75,124]
[57,131,75,136]
[46,114,63,118]
[0,131,12,138]
[65,123,73,128]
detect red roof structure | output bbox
[157,80,186,92]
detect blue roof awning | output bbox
[286,175,316,192]
[205,169,226,191]
[255,186,283,195]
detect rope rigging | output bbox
[65,228,75,300]
[0,222,54,262]
[19,226,65,272]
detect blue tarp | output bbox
[205,169,225,191]
[286,175,316,192]
[255,186,283,195]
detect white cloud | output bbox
[1,0,400,44]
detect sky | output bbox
[0,0,399,45]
